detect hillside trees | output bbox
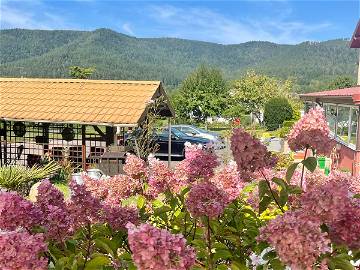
[172,65,229,122]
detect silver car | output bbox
[172,125,225,149]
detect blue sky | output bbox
[0,0,359,44]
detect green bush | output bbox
[264,97,293,131]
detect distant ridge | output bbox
[0,28,357,92]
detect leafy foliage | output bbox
[328,75,355,90]
[231,71,293,122]
[172,65,229,122]
[264,97,293,131]
[69,66,95,79]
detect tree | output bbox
[172,65,229,122]
[231,71,292,123]
[328,76,355,90]
[69,66,95,79]
[264,97,293,131]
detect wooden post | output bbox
[168,118,172,168]
[81,125,86,170]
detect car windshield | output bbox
[160,127,187,138]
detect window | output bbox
[324,104,337,135]
[322,104,358,149]
[336,106,350,142]
[350,108,358,146]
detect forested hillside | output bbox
[0,28,357,92]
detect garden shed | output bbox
[300,88,360,176]
[0,78,174,174]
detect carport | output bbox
[0,78,174,174]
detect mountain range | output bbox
[0,28,357,92]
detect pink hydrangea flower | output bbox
[148,155,182,194]
[0,230,48,270]
[328,200,360,249]
[0,191,42,231]
[210,161,243,202]
[103,204,139,231]
[299,180,350,223]
[105,174,142,205]
[36,180,73,242]
[82,173,109,200]
[258,211,330,269]
[126,223,195,270]
[67,181,103,230]
[230,128,277,180]
[175,143,219,182]
[186,181,228,218]
[288,107,334,155]
[123,153,149,180]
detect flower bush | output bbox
[0,107,359,269]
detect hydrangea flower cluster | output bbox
[186,181,229,218]
[67,181,103,230]
[36,180,73,242]
[230,128,277,180]
[328,201,360,249]
[258,211,330,269]
[103,204,139,231]
[175,143,219,182]
[123,153,149,180]
[299,181,349,223]
[0,191,42,231]
[287,106,334,155]
[82,173,109,200]
[105,175,142,205]
[126,223,195,270]
[0,230,48,270]
[210,161,243,202]
[148,155,179,194]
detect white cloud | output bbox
[0,1,73,29]
[149,5,331,44]
[122,22,135,35]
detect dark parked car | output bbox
[155,128,210,159]
[126,127,210,159]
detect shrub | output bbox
[264,97,293,131]
[0,161,60,195]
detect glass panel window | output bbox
[324,104,337,135]
[350,108,358,146]
[336,106,350,143]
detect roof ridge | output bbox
[0,77,161,85]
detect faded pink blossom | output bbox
[0,191,42,231]
[299,181,350,223]
[126,223,195,270]
[103,204,139,231]
[288,107,334,155]
[105,174,142,205]
[175,143,219,182]
[82,173,109,200]
[210,161,243,202]
[123,153,148,180]
[328,200,360,249]
[230,128,277,180]
[258,211,330,269]
[148,156,180,194]
[0,230,48,270]
[186,181,228,218]
[36,180,73,242]
[67,181,103,230]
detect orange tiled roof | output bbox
[0,78,172,126]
